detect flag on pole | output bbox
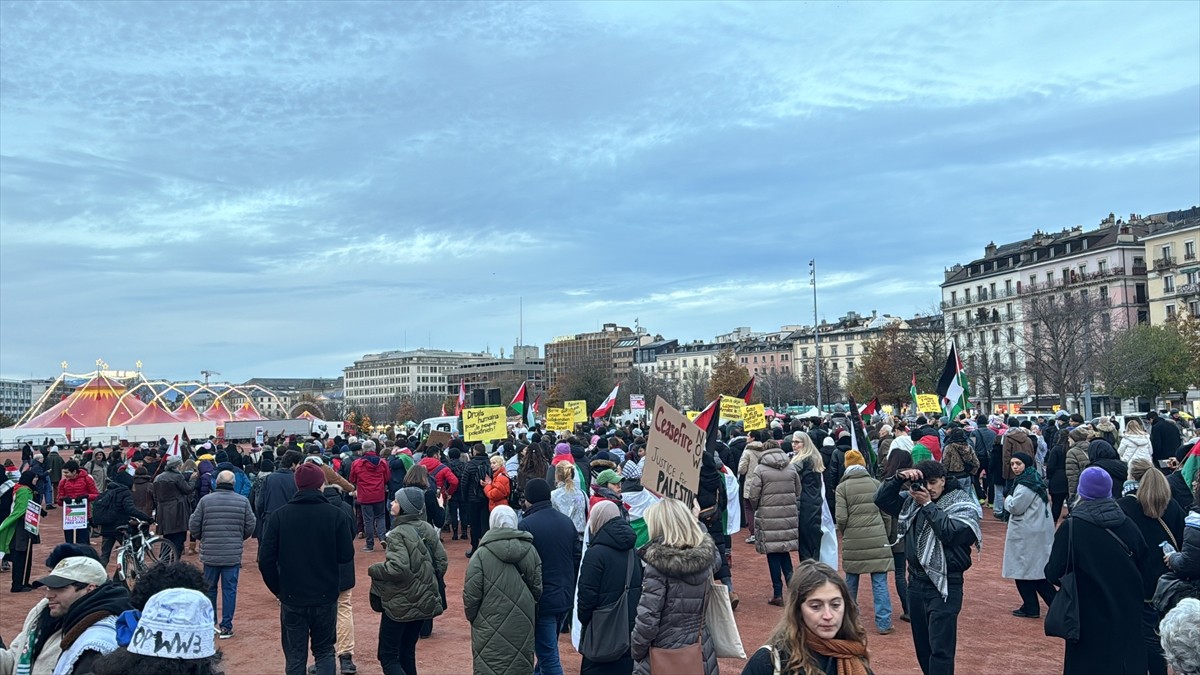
[691,399,723,453]
[846,394,876,468]
[441,401,447,417]
[455,379,467,416]
[592,385,621,418]
[936,342,970,421]
[510,381,536,427]
[910,373,919,415]
[532,393,542,416]
[166,434,181,459]
[859,397,880,416]
[736,377,755,404]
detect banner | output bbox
[719,395,745,421]
[742,404,767,431]
[565,400,588,423]
[546,408,574,432]
[255,426,265,445]
[643,397,706,504]
[462,407,507,442]
[916,394,942,414]
[63,499,88,531]
[629,394,645,411]
[24,500,40,535]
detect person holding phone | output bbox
[874,461,982,675]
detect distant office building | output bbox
[544,323,634,390]
[0,379,33,421]
[345,349,490,409]
[452,345,545,395]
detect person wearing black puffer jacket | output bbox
[321,482,358,675]
[698,448,733,601]
[1087,440,1128,500]
[92,478,152,570]
[577,501,643,675]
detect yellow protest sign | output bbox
[719,396,745,421]
[916,394,941,414]
[546,408,574,432]
[686,410,701,421]
[462,407,507,442]
[565,400,588,423]
[644,397,707,503]
[882,405,894,414]
[742,404,767,431]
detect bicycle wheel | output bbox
[142,536,180,568]
[118,548,138,584]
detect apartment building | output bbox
[1143,207,1200,324]
[656,341,739,382]
[0,378,33,421]
[344,349,490,409]
[632,338,678,375]
[789,312,943,388]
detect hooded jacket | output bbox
[92,481,152,537]
[0,582,130,675]
[1086,441,1128,500]
[577,517,643,670]
[56,469,99,509]
[1116,432,1152,465]
[631,536,719,675]
[1065,440,1092,501]
[736,441,766,478]
[746,447,801,554]
[151,467,195,535]
[1001,427,1034,481]
[349,453,391,505]
[835,466,893,574]
[369,512,447,623]
[462,527,543,675]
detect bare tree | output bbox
[963,346,1008,413]
[627,368,680,409]
[561,360,615,412]
[796,357,844,406]
[1018,291,1115,409]
[757,368,803,409]
[679,366,710,411]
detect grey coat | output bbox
[188,484,256,567]
[1002,483,1055,580]
[746,448,801,554]
[152,468,195,535]
[631,536,719,675]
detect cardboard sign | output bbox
[24,500,40,535]
[565,400,588,423]
[742,404,767,431]
[463,407,507,442]
[546,408,574,432]
[419,430,453,451]
[63,499,88,531]
[630,394,645,411]
[643,397,706,505]
[915,394,941,414]
[719,396,745,421]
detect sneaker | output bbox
[900,613,910,622]
[362,545,374,552]
[218,628,233,639]
[1012,608,1040,619]
[339,654,358,674]
[729,591,739,610]
[768,597,785,607]
[744,535,756,544]
[879,627,895,635]
[307,666,317,675]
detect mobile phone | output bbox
[1160,541,1177,556]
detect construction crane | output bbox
[201,370,221,385]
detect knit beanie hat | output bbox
[524,478,552,504]
[294,462,324,491]
[822,436,835,447]
[1011,452,1035,471]
[595,469,620,486]
[1077,466,1112,501]
[844,450,865,468]
[554,442,571,456]
[396,486,425,515]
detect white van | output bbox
[418,416,460,437]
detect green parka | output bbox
[368,513,448,623]
[462,527,542,675]
[835,466,894,574]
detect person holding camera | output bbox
[874,460,982,675]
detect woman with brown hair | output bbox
[741,559,873,675]
[1118,458,1186,675]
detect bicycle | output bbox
[114,518,180,585]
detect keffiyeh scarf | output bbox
[897,487,983,599]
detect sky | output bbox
[1,1,1198,383]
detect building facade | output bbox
[611,334,653,382]
[789,312,943,388]
[544,323,634,390]
[233,377,344,417]
[633,338,678,375]
[0,379,33,421]
[452,345,545,395]
[344,349,491,409]
[1143,208,1200,325]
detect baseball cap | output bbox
[34,556,108,589]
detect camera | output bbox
[909,479,926,491]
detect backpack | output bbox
[448,460,468,500]
[91,488,123,527]
[233,471,252,498]
[972,430,991,470]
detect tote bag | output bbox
[706,582,746,658]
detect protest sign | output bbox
[546,408,574,432]
[629,394,645,411]
[63,499,88,531]
[742,404,767,431]
[255,426,265,445]
[916,394,942,414]
[720,395,745,421]
[463,407,507,442]
[419,430,453,451]
[643,397,706,505]
[24,500,40,535]
[565,400,588,423]
[686,410,701,421]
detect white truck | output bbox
[0,428,69,450]
[223,419,317,440]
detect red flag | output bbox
[592,385,620,418]
[166,434,181,459]
[455,379,466,416]
[533,393,542,415]
[440,402,447,417]
[736,377,755,404]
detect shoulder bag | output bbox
[706,582,746,658]
[579,550,636,663]
[1044,519,1080,641]
[649,576,706,675]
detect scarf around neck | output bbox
[805,630,870,675]
[897,486,982,599]
[1014,466,1048,504]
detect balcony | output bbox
[1179,282,1200,297]
[1154,256,1177,271]
[940,287,1019,310]
[1186,251,1197,261]
[1018,266,1136,295]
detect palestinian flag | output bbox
[622,487,661,548]
[937,343,970,421]
[736,377,755,404]
[532,393,542,416]
[910,373,919,415]
[692,399,722,452]
[859,397,880,416]
[510,381,535,426]
[1181,439,1200,487]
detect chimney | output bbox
[984,241,997,258]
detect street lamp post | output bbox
[810,260,822,411]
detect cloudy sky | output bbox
[2,1,1198,383]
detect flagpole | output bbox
[810,260,822,411]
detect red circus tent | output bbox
[20,375,147,432]
[171,398,204,422]
[202,399,233,423]
[233,402,266,421]
[127,400,182,426]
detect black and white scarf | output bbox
[897,487,983,599]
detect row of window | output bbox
[1162,270,1199,293]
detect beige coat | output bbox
[737,441,766,478]
[746,447,801,554]
[835,466,894,574]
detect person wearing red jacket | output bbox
[348,440,391,552]
[57,460,99,544]
[418,450,459,502]
[483,455,511,512]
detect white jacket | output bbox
[1117,433,1152,465]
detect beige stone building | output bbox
[1143,208,1200,325]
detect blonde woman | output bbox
[630,498,719,675]
[483,455,511,513]
[789,432,827,562]
[551,462,586,537]
[1117,419,1152,465]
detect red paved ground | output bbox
[1,483,1066,674]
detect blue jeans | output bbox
[204,564,240,631]
[845,571,893,631]
[361,502,387,548]
[532,611,566,675]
